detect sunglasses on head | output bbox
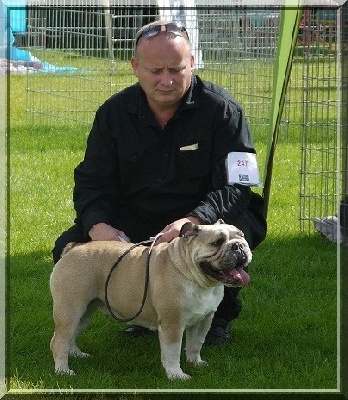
[135,22,189,46]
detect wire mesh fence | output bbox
[6,3,343,237]
[285,8,340,238]
[22,5,280,132]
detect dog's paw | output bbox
[186,354,208,366]
[69,348,90,358]
[166,368,191,380]
[55,367,76,376]
[191,359,208,367]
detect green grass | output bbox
[7,71,338,395]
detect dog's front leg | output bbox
[185,313,214,365]
[158,322,190,380]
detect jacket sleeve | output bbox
[187,183,253,225]
[187,98,257,225]
[73,105,121,237]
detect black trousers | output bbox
[52,210,265,323]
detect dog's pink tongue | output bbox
[229,267,250,286]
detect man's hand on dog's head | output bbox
[155,216,201,245]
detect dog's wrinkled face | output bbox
[180,220,252,287]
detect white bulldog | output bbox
[50,220,252,380]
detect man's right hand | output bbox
[88,223,130,242]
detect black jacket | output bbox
[73,75,266,246]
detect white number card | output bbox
[226,152,262,187]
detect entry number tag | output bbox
[226,152,262,187]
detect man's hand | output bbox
[88,223,130,242]
[155,216,201,245]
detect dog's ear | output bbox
[179,222,200,240]
[215,219,225,225]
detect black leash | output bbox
[104,238,156,323]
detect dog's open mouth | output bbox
[199,261,250,287]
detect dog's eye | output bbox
[211,238,225,247]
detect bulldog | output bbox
[50,220,252,380]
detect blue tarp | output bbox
[1,0,77,73]
[2,0,26,33]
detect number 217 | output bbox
[237,160,249,167]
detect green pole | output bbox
[263,3,303,219]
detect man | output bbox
[53,20,267,345]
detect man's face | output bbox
[131,34,194,112]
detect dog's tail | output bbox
[60,242,82,258]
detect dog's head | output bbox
[179,220,252,287]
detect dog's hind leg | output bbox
[50,299,92,375]
[50,324,79,375]
[69,300,100,358]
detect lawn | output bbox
[6,70,338,396]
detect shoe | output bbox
[204,318,231,346]
[123,325,151,337]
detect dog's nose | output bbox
[232,242,247,262]
[232,242,243,252]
